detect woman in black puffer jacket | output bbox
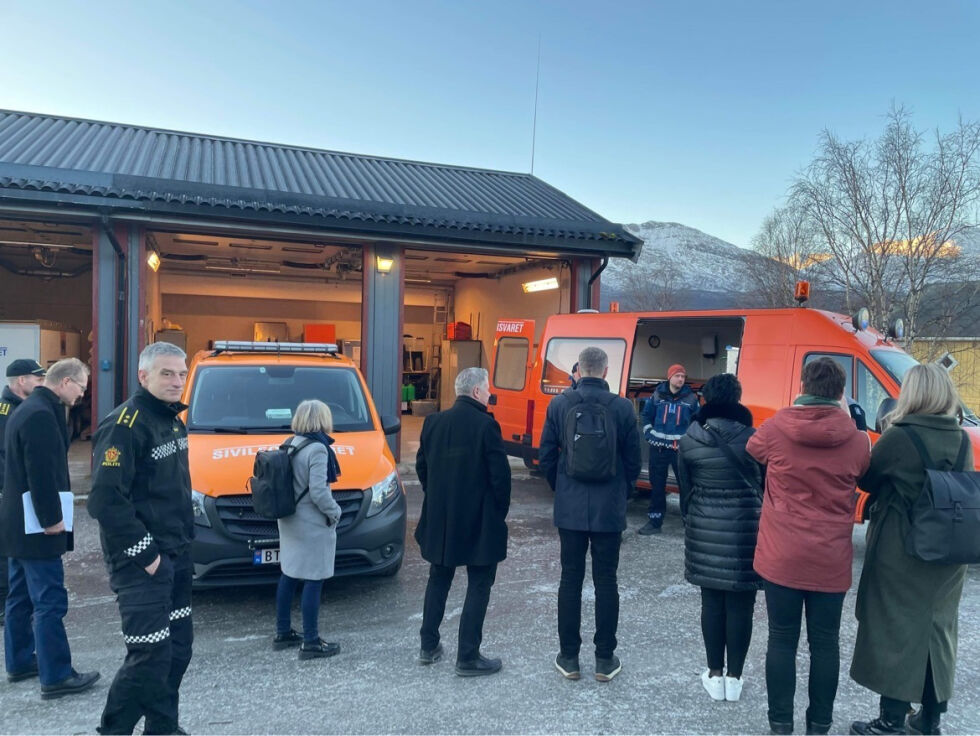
[677,373,763,704]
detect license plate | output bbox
[253,548,280,565]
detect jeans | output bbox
[764,580,846,728]
[99,551,194,736]
[647,446,677,523]
[276,574,325,643]
[420,562,497,662]
[557,528,622,659]
[700,587,757,678]
[3,557,73,685]
[0,555,8,613]
[880,657,947,723]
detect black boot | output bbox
[806,720,831,735]
[849,710,906,735]
[907,707,941,736]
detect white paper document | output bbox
[22,491,74,534]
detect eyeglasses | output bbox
[69,378,88,390]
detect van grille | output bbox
[213,490,363,540]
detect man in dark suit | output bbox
[0,357,99,698]
[415,366,511,677]
[0,358,46,626]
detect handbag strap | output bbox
[703,424,761,492]
[899,426,969,471]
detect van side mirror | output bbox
[874,398,897,434]
[381,414,401,435]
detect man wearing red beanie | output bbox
[638,363,698,534]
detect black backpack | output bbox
[249,438,315,519]
[563,391,618,482]
[901,427,980,565]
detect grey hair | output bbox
[455,367,489,397]
[577,347,608,378]
[292,399,333,434]
[45,357,89,386]
[139,341,187,371]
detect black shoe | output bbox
[418,643,443,665]
[637,520,662,535]
[298,639,340,659]
[806,721,831,735]
[40,669,100,699]
[849,714,906,735]
[594,655,622,682]
[455,654,502,677]
[273,629,303,650]
[769,721,793,735]
[907,708,941,736]
[7,656,39,682]
[555,653,580,680]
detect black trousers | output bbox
[880,657,947,722]
[647,446,677,522]
[420,562,497,662]
[700,587,757,678]
[557,528,622,660]
[98,551,193,736]
[764,580,846,728]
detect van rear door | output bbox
[490,319,536,461]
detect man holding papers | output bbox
[0,357,99,699]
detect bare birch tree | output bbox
[790,106,980,342]
[744,203,828,307]
[617,248,683,311]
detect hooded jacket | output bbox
[677,402,762,591]
[746,403,870,592]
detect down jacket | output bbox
[677,402,763,592]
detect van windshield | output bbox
[870,349,919,385]
[187,365,374,433]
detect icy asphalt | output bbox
[3,461,980,735]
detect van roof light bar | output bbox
[212,341,339,355]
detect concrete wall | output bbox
[453,265,571,367]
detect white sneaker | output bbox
[724,675,743,701]
[701,669,726,701]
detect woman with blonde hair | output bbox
[272,399,344,660]
[850,364,974,735]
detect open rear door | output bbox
[490,319,536,463]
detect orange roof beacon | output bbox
[490,307,980,521]
[183,341,405,587]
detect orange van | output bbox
[181,341,405,587]
[490,308,980,501]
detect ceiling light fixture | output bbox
[521,276,559,293]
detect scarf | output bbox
[793,394,843,407]
[302,431,342,483]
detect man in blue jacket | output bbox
[539,347,641,682]
[639,363,699,535]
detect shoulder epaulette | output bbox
[115,406,140,429]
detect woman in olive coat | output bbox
[849,364,975,736]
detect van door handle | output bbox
[512,434,522,441]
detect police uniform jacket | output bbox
[0,385,27,490]
[0,387,73,558]
[88,387,193,570]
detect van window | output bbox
[803,353,854,397]
[188,365,373,432]
[871,349,919,385]
[857,361,892,423]
[493,337,529,391]
[542,338,627,395]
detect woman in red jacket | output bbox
[746,358,871,736]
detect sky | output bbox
[2,0,978,248]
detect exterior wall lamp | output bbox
[146,249,161,272]
[376,255,394,273]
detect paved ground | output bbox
[4,457,980,735]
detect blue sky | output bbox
[2,0,978,247]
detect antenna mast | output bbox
[531,34,541,175]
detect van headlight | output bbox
[367,472,400,517]
[191,490,212,528]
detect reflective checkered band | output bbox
[150,436,188,461]
[170,606,192,621]
[123,626,170,645]
[123,533,154,558]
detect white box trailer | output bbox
[0,322,82,376]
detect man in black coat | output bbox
[0,358,46,626]
[415,366,511,677]
[539,347,642,682]
[0,357,100,698]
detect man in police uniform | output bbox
[88,342,193,735]
[0,359,46,626]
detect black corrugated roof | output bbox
[0,110,640,255]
